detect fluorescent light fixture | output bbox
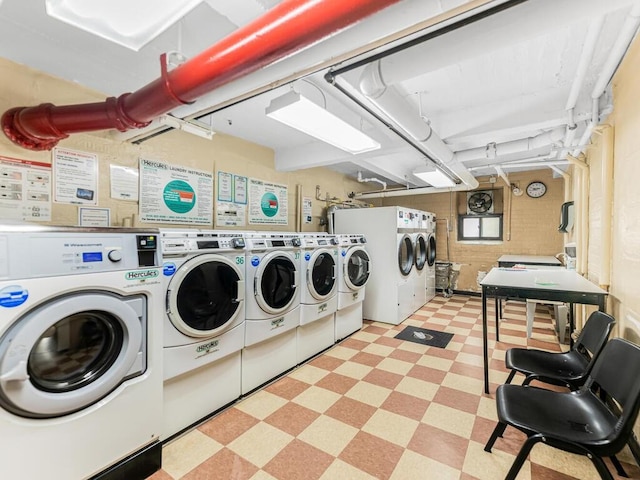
[160,115,215,140]
[45,0,203,51]
[266,91,380,154]
[413,164,456,187]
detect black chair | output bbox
[504,310,615,389]
[485,338,640,480]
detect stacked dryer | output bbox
[160,229,246,439]
[297,233,339,363]
[421,212,437,302]
[335,233,371,341]
[242,232,301,394]
[410,209,428,311]
[334,206,419,325]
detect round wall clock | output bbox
[526,181,547,198]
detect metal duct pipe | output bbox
[1,0,401,151]
[455,127,565,163]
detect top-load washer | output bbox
[0,225,163,480]
[334,206,419,325]
[160,229,246,439]
[335,233,371,341]
[297,233,339,363]
[242,232,301,393]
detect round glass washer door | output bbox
[398,234,414,276]
[0,292,143,418]
[167,254,244,338]
[255,252,298,315]
[343,247,370,291]
[415,234,427,271]
[427,234,437,267]
[307,248,337,300]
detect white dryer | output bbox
[423,212,437,302]
[242,232,301,394]
[411,210,428,311]
[0,226,163,480]
[297,233,338,363]
[160,229,246,440]
[335,234,371,341]
[334,206,419,325]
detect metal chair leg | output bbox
[609,455,628,477]
[590,455,614,480]
[484,422,507,452]
[505,369,516,385]
[505,435,542,480]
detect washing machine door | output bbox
[343,247,370,291]
[307,248,336,300]
[427,233,436,267]
[398,234,414,276]
[0,292,144,418]
[167,254,244,338]
[414,234,427,271]
[255,252,298,315]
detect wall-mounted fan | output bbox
[467,191,494,214]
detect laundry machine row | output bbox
[0,225,163,480]
[334,206,436,325]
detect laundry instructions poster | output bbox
[139,158,213,225]
[248,179,288,225]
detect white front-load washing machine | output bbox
[334,234,371,341]
[0,225,163,480]
[160,229,246,440]
[242,232,301,394]
[423,212,437,302]
[297,233,338,363]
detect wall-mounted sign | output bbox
[248,179,288,225]
[0,155,51,221]
[139,158,213,225]
[53,147,98,205]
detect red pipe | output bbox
[2,0,401,151]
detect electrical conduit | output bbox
[1,0,401,151]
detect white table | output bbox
[480,267,607,394]
[497,254,562,268]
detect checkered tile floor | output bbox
[149,295,640,480]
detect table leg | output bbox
[495,297,500,342]
[482,288,489,394]
[568,303,575,348]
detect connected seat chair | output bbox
[485,338,640,480]
[504,310,615,389]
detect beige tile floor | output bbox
[148,295,640,479]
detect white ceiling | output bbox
[0,0,638,192]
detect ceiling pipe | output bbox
[357,61,478,191]
[494,166,510,187]
[1,0,402,151]
[357,171,387,190]
[455,127,565,163]
[355,182,471,200]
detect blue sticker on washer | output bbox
[341,250,347,256]
[0,285,29,308]
[251,256,260,267]
[304,252,311,261]
[163,263,176,276]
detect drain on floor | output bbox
[394,326,453,348]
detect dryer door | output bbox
[398,234,414,276]
[415,234,427,271]
[427,234,436,267]
[255,252,298,315]
[167,253,244,338]
[343,247,370,291]
[0,292,144,418]
[307,248,336,300]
